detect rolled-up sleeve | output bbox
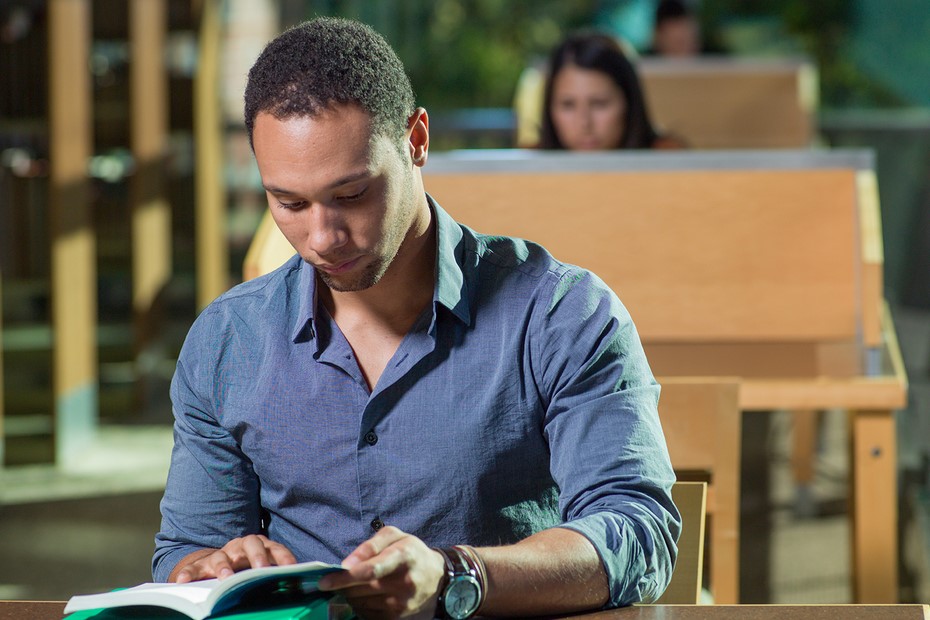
[537,267,680,606]
[152,310,264,582]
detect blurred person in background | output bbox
[538,32,685,150]
[647,0,702,58]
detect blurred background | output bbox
[1,0,929,607]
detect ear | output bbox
[406,107,429,168]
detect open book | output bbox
[63,561,345,620]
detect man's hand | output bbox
[170,535,297,583]
[317,526,445,620]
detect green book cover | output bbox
[61,562,352,620]
[62,595,344,619]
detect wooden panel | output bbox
[195,0,228,308]
[48,0,97,464]
[740,377,906,411]
[130,0,172,338]
[857,171,884,350]
[646,341,864,378]
[424,168,859,343]
[851,411,898,603]
[655,482,707,605]
[639,59,816,149]
[658,378,740,604]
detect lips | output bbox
[315,256,361,274]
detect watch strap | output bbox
[434,546,487,619]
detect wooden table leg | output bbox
[791,409,819,517]
[850,409,898,602]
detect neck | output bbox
[320,196,436,334]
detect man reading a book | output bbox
[154,17,679,619]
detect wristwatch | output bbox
[436,546,484,620]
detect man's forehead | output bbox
[253,110,399,190]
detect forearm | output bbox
[476,527,608,617]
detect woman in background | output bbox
[538,32,684,150]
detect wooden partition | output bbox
[243,149,907,603]
[639,58,818,149]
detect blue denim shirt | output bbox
[154,198,679,606]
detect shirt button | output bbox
[370,517,384,531]
[364,431,378,446]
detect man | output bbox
[154,17,678,619]
[649,0,702,58]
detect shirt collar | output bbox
[430,194,473,327]
[291,192,473,343]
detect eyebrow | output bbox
[263,170,371,196]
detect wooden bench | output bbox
[243,149,907,603]
[639,57,818,149]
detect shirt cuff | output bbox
[557,511,664,607]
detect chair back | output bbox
[658,377,740,603]
[655,481,707,604]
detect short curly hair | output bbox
[244,17,415,146]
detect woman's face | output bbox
[550,64,627,150]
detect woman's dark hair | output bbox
[244,17,415,148]
[538,32,660,150]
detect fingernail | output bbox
[219,568,234,579]
[342,556,360,569]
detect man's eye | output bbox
[338,187,368,202]
[276,200,306,210]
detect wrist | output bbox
[433,545,487,620]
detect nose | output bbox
[303,203,348,258]
[578,105,595,132]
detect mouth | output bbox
[575,140,604,150]
[315,256,361,275]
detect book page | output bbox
[63,562,344,620]
[64,581,217,619]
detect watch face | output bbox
[445,575,481,620]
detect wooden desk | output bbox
[7,601,929,620]
[573,606,930,620]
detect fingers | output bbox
[172,535,297,583]
[318,526,445,619]
[320,526,409,589]
[345,525,408,570]
[174,549,234,583]
[236,534,289,570]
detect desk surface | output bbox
[6,601,928,620]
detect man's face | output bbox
[253,106,421,292]
[654,17,700,57]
